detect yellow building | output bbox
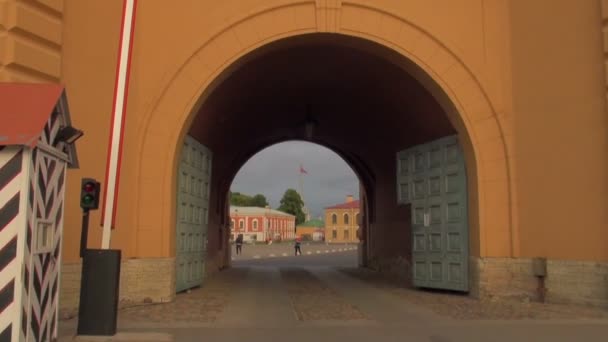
[1,0,607,313]
[325,196,360,243]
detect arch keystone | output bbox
[316,0,342,32]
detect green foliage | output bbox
[277,189,305,225]
[251,194,269,207]
[229,191,268,207]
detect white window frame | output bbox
[253,219,259,231]
[35,219,55,254]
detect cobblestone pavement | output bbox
[117,267,249,326]
[280,268,367,321]
[339,267,608,320]
[59,257,608,341]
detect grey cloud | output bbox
[231,141,359,219]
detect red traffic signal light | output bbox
[83,182,95,192]
[80,178,101,210]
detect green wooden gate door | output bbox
[397,135,469,291]
[176,135,212,292]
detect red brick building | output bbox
[230,206,295,242]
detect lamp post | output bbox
[234,209,238,241]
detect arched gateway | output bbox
[133,1,513,299]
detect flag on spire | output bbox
[299,165,308,175]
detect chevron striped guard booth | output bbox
[0,84,79,342]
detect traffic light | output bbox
[80,178,101,210]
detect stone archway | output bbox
[133,0,515,279]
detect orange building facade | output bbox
[1,0,608,313]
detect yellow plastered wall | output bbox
[324,207,360,242]
[510,0,608,260]
[50,0,608,264]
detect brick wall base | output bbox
[471,257,608,308]
[59,257,176,319]
[120,258,176,304]
[365,255,607,308]
[59,254,227,319]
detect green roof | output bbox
[298,219,324,228]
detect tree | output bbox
[250,194,269,207]
[277,189,305,225]
[230,192,252,206]
[230,192,268,208]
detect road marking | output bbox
[253,255,260,259]
[306,252,311,255]
[324,250,329,253]
[269,254,276,257]
[339,249,343,251]
[282,253,288,257]
[316,251,320,254]
[231,257,235,260]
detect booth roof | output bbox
[0,83,64,147]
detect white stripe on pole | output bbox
[102,0,136,249]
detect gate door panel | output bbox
[397,135,468,292]
[176,135,212,292]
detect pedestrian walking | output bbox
[294,237,302,256]
[235,234,243,255]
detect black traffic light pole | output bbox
[77,177,121,336]
[79,209,89,258]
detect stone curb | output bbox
[60,332,173,342]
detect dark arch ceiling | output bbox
[187,33,456,208]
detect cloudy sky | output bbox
[230,141,359,219]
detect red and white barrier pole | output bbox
[101,0,138,249]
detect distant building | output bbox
[324,195,360,243]
[230,206,296,242]
[296,219,325,241]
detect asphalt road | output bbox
[233,248,358,267]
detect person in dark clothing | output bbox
[235,234,243,255]
[294,237,302,256]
